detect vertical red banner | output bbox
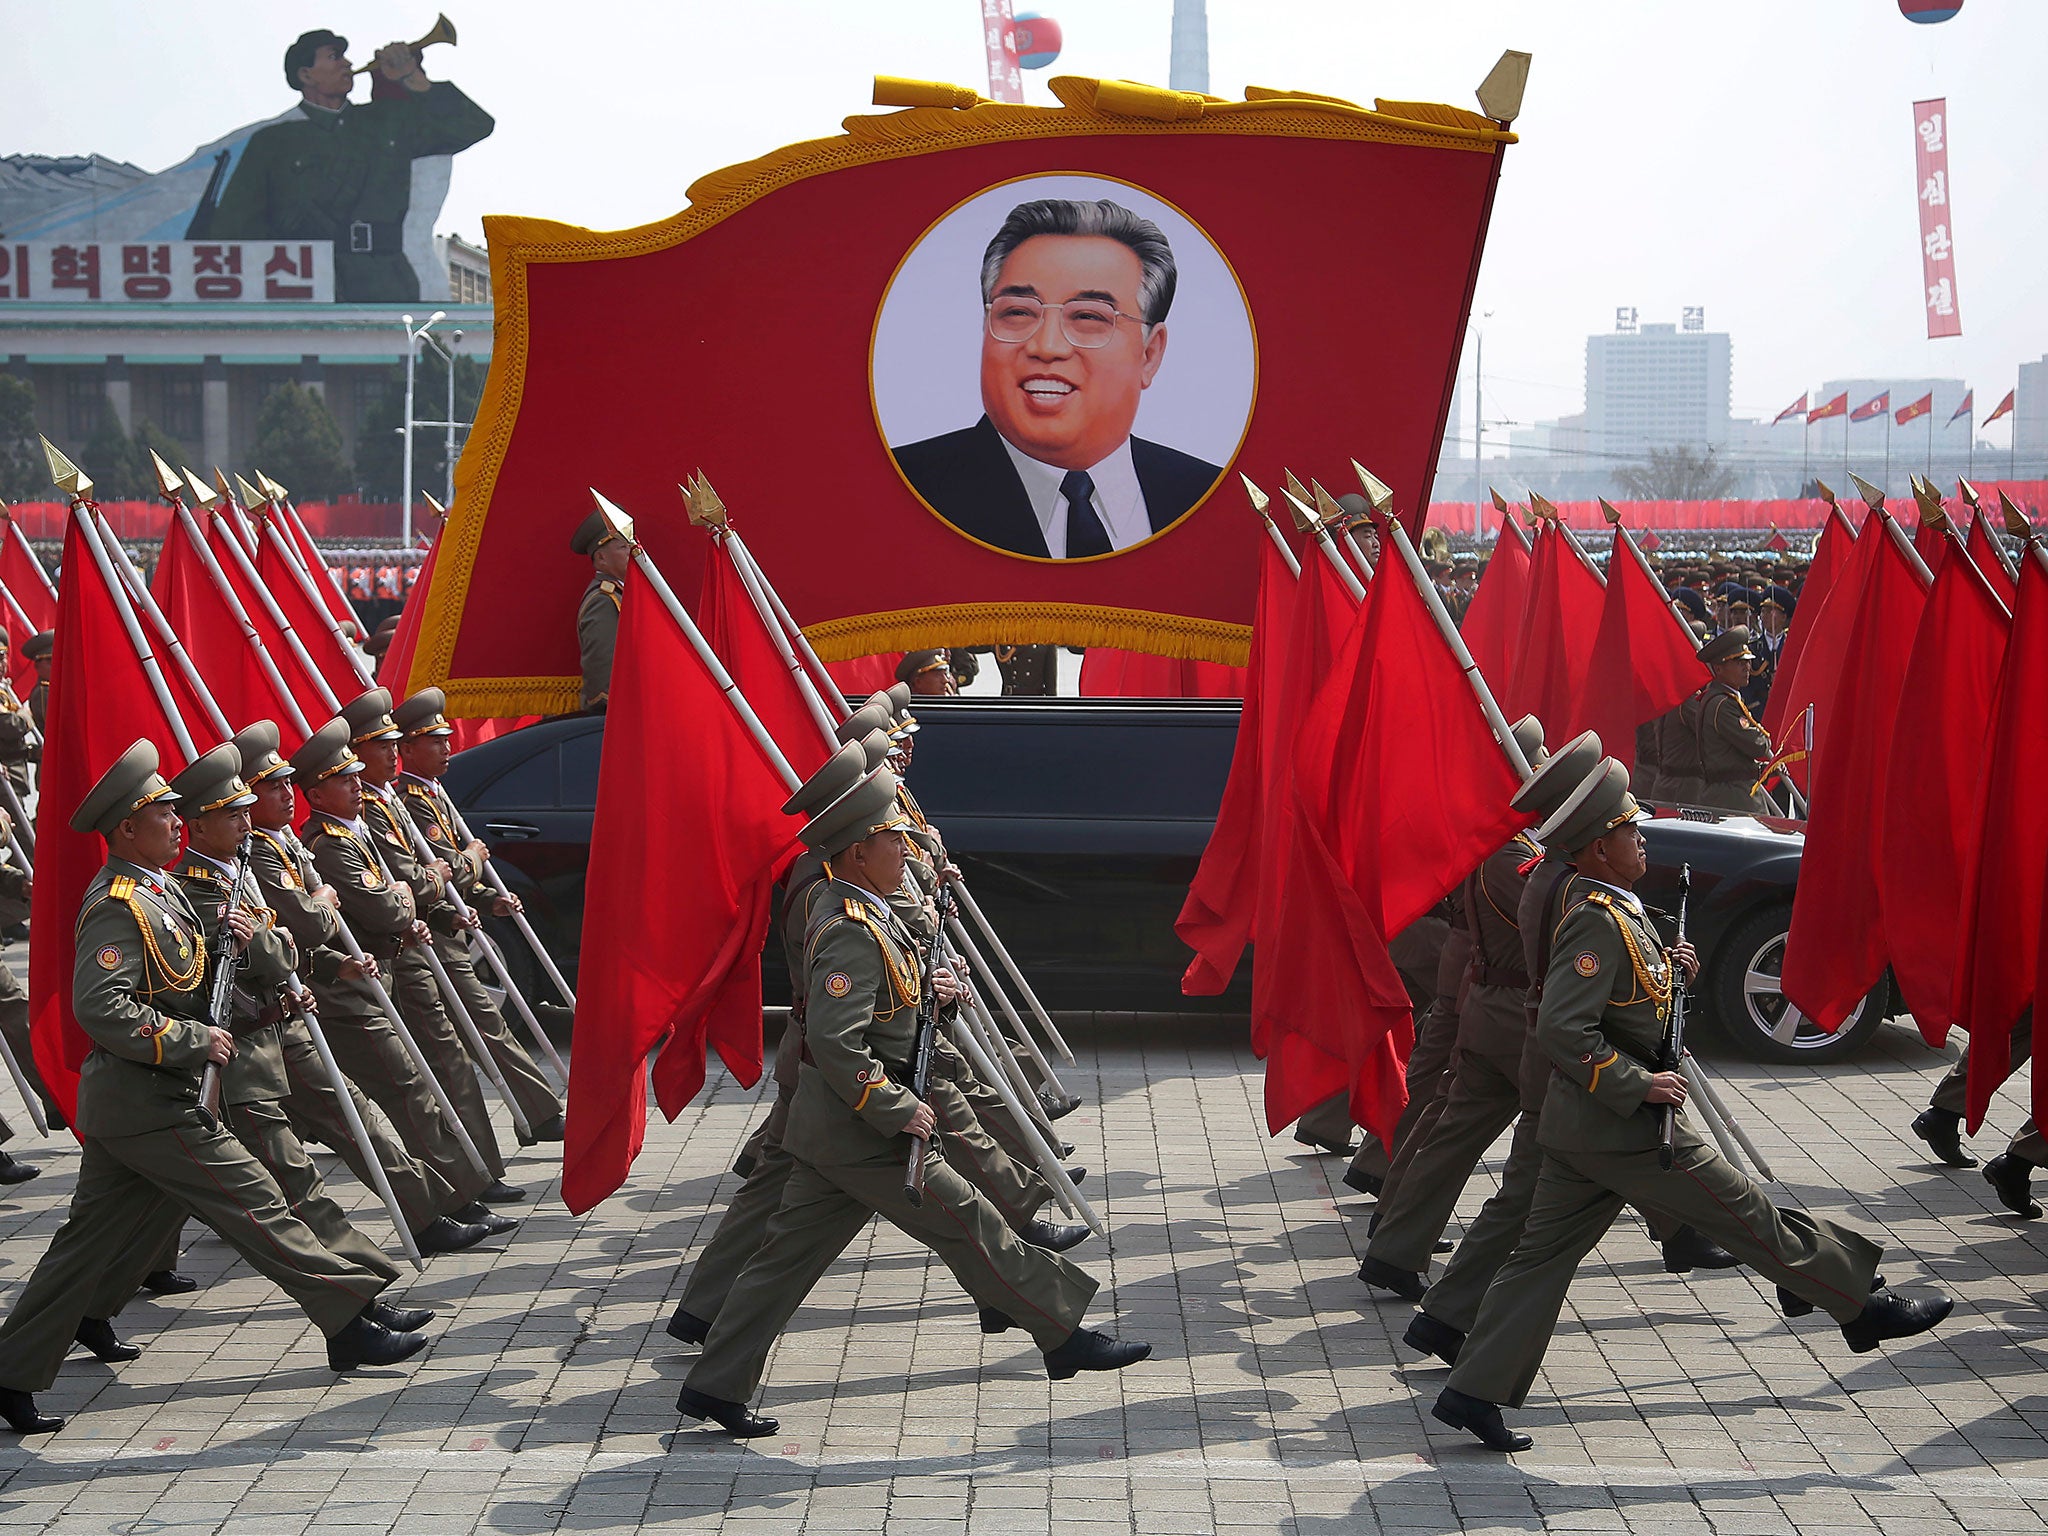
[1913,97,1962,339]
[981,0,1023,103]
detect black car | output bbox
[442,700,1889,1063]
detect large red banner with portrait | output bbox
[410,76,1512,715]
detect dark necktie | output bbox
[1060,470,1111,558]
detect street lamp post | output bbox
[398,310,446,548]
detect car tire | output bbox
[1706,904,1887,1063]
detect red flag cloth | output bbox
[1954,546,2048,1129]
[1912,519,1950,574]
[1808,392,1851,424]
[1504,522,1604,733]
[1877,546,2009,1042]
[693,539,836,777]
[1781,516,1929,1030]
[1764,527,1791,554]
[1,522,56,696]
[1459,515,1531,697]
[824,654,903,700]
[1985,389,2016,426]
[1895,392,1934,425]
[1176,532,1298,995]
[1772,394,1808,426]
[1967,515,2018,604]
[151,513,283,737]
[28,511,194,1124]
[1761,508,1861,780]
[563,581,802,1212]
[1849,391,1891,422]
[205,516,333,743]
[277,500,356,627]
[257,530,373,705]
[1078,648,1244,697]
[1570,533,1709,773]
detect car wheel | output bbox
[1706,905,1887,1063]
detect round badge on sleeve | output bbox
[1574,951,1600,977]
[825,972,853,998]
[96,945,122,971]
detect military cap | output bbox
[1510,730,1603,823]
[290,718,365,784]
[1536,757,1647,855]
[784,740,868,818]
[21,631,51,662]
[801,766,914,858]
[1508,715,1547,771]
[1671,586,1709,623]
[284,28,346,89]
[364,628,395,658]
[858,687,919,737]
[231,720,293,783]
[569,508,625,557]
[855,728,894,771]
[339,618,362,642]
[1697,627,1756,665]
[894,650,949,686]
[71,738,178,838]
[167,742,256,816]
[340,687,401,743]
[1333,492,1375,530]
[834,702,894,746]
[392,687,453,737]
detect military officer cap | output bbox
[1697,626,1756,665]
[340,687,402,743]
[365,615,400,658]
[1671,586,1709,624]
[1536,757,1648,856]
[894,650,949,686]
[854,728,894,772]
[800,766,914,858]
[784,740,869,818]
[1333,492,1375,530]
[284,28,347,88]
[1508,714,1547,770]
[392,687,454,738]
[855,687,919,738]
[21,631,52,662]
[231,720,293,784]
[1510,729,1602,822]
[167,742,257,817]
[834,702,892,746]
[290,718,365,784]
[569,509,626,557]
[71,738,179,838]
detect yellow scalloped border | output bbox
[418,76,1507,709]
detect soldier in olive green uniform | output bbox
[677,760,1145,1438]
[1432,757,1951,1453]
[1669,628,1774,813]
[0,808,57,1151]
[0,642,36,805]
[1342,906,1455,1192]
[210,29,494,303]
[0,741,425,1436]
[1911,1015,2048,1218]
[570,509,628,710]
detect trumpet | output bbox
[352,13,457,73]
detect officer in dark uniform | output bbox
[895,650,956,698]
[569,509,629,710]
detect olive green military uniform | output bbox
[0,853,56,1131]
[1926,1018,2046,1162]
[685,880,1097,1405]
[210,86,495,303]
[0,684,35,802]
[1346,907,1455,1186]
[1366,898,1473,1209]
[1686,680,1773,813]
[0,858,390,1392]
[578,576,621,710]
[1445,881,1882,1409]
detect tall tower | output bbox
[1169,0,1209,94]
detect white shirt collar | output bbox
[997,436,1150,559]
[1586,878,1644,916]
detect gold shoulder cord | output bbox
[252,829,303,891]
[1578,890,1673,1020]
[123,892,204,996]
[839,902,923,1010]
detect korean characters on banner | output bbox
[982,0,1024,103]
[1913,98,1962,340]
[0,241,334,303]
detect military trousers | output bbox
[684,1145,1098,1405]
[432,935,561,1135]
[1929,1014,2045,1162]
[1445,1131,1882,1409]
[278,1022,456,1236]
[0,962,57,1132]
[390,947,507,1180]
[0,1119,390,1392]
[1350,996,1459,1189]
[1366,1043,1522,1273]
[319,1004,493,1209]
[1295,1092,1355,1150]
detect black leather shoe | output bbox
[1984,1153,2041,1218]
[979,1308,1015,1335]
[1024,1218,1091,1253]
[74,1318,139,1363]
[141,1270,197,1295]
[414,1216,490,1255]
[1662,1224,1740,1274]
[1432,1387,1531,1452]
[1043,1327,1151,1380]
[0,1151,38,1185]
[1782,1273,1883,1319]
[1039,1091,1083,1121]
[666,1308,710,1345]
[481,1180,528,1204]
[327,1313,428,1371]
[1402,1312,1465,1366]
[515,1112,565,1147]
[0,1389,61,1435]
[1435,1237,1453,1253]
[1055,1141,1075,1159]
[371,1302,437,1333]
[1358,1255,1426,1303]
[1841,1289,1953,1353]
[451,1202,521,1236]
[43,1107,65,1133]
[1342,1167,1384,1198]
[676,1385,778,1437]
[732,1151,757,1179]
[1913,1108,1977,1168]
[1293,1128,1356,1156]
[1061,1167,1087,1187]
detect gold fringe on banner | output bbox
[804,603,1251,668]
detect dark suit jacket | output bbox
[891,416,1223,558]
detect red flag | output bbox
[1764,526,1791,554]
[1772,394,1808,426]
[1850,391,1891,423]
[28,512,194,1124]
[823,654,903,699]
[1877,545,2009,1042]
[690,542,836,777]
[1913,515,1950,573]
[1954,546,2048,1129]
[1781,515,1930,1030]
[1966,513,2017,603]
[1569,533,1709,772]
[1460,508,1532,695]
[151,513,283,737]
[0,521,54,697]
[1177,533,1298,995]
[563,581,801,1213]
[1895,392,1934,426]
[1984,389,2016,427]
[204,515,334,742]
[1948,389,1974,426]
[257,529,371,704]
[1504,522,1604,733]
[1079,648,1244,697]
[1807,391,1850,424]
[275,499,355,627]
[1762,505,1858,747]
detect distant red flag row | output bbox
[1774,387,2013,428]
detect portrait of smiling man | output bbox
[890,198,1227,559]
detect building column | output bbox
[103,354,132,433]
[299,353,325,398]
[201,355,229,469]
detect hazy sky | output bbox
[4,0,2040,446]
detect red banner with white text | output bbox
[1913,98,1962,339]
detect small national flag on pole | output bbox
[1896,392,1935,426]
[1773,393,1809,426]
[1851,391,1892,422]
[1948,389,1974,425]
[1985,389,2016,426]
[1765,525,1791,554]
[1808,391,1851,424]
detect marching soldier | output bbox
[675,759,1146,1437]
[1429,757,1950,1453]
[0,741,424,1436]
[1669,628,1774,813]
[1342,905,1456,1193]
[21,633,50,738]
[0,808,57,1145]
[570,509,629,710]
[1911,1015,2047,1218]
[238,721,507,1253]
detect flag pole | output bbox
[61,503,199,762]
[1279,487,1365,604]
[1240,476,1303,579]
[166,500,312,739]
[1599,500,1695,647]
[202,501,342,712]
[293,1003,425,1271]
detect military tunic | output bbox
[1347,907,1454,1185]
[1676,681,1773,812]
[1371,896,1473,1210]
[0,853,55,1131]
[578,575,621,710]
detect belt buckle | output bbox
[349,221,373,254]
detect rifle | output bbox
[901,953,941,1208]
[194,837,254,1130]
[1657,863,1691,1170]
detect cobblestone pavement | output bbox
[0,1012,2044,1534]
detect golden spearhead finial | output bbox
[1282,469,1312,508]
[180,468,219,508]
[232,473,267,512]
[1598,497,1622,527]
[39,436,91,501]
[1848,472,1885,510]
[1489,487,1510,516]
[590,489,637,546]
[1958,477,1981,510]
[1910,478,1949,529]
[1351,460,1395,513]
[147,450,184,499]
[1310,479,1347,529]
[1240,473,1271,518]
[1529,491,1559,522]
[259,472,289,503]
[1815,479,1837,507]
[422,492,447,518]
[1279,486,1320,533]
[2000,490,2033,541]
[680,471,730,529]
[212,466,236,506]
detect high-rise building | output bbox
[1584,318,1731,466]
[2016,354,2048,464]
[1169,0,1209,94]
